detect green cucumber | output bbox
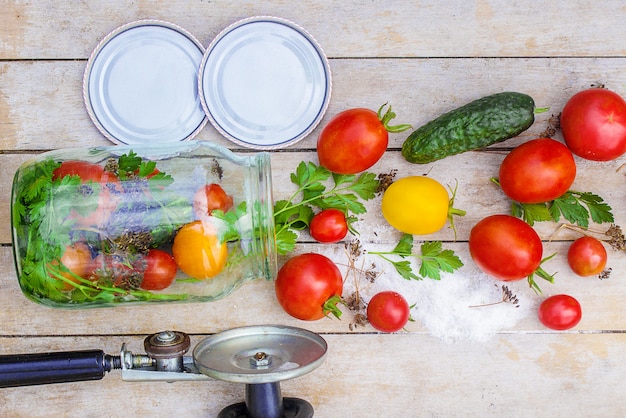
[402,92,542,164]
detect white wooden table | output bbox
[1,1,625,416]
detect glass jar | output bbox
[11,141,276,308]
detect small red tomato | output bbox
[310,209,349,243]
[275,253,343,321]
[499,138,576,204]
[193,184,234,219]
[538,294,582,330]
[141,249,178,290]
[367,291,410,333]
[561,88,626,161]
[567,236,608,277]
[317,105,410,174]
[469,214,543,281]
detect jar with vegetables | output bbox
[11,141,276,308]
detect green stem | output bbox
[323,294,345,319]
[377,103,413,133]
[273,183,354,218]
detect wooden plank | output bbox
[2,148,624,244]
[2,236,625,336]
[2,58,626,150]
[0,333,625,417]
[2,1,626,59]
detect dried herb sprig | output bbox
[550,223,625,253]
[469,285,520,308]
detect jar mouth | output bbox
[250,152,277,281]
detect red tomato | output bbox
[140,249,178,290]
[561,88,626,161]
[54,242,94,290]
[317,105,410,174]
[193,184,234,219]
[367,291,410,333]
[275,253,343,320]
[309,209,349,243]
[538,294,582,330]
[567,236,607,277]
[469,214,543,281]
[53,161,105,183]
[499,138,576,204]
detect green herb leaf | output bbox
[392,233,414,256]
[275,228,299,255]
[418,241,464,280]
[390,259,421,281]
[211,202,249,243]
[493,178,614,227]
[512,201,553,226]
[370,236,463,281]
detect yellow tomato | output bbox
[172,220,228,279]
[381,176,456,235]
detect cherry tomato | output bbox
[499,138,576,204]
[538,294,582,330]
[317,105,410,174]
[382,176,460,235]
[469,214,543,281]
[561,88,626,161]
[54,242,94,290]
[567,236,607,277]
[140,249,178,290]
[310,209,349,243]
[367,291,410,333]
[193,184,234,220]
[275,253,343,320]
[172,220,228,279]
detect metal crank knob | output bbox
[144,331,191,372]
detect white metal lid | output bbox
[198,16,332,149]
[83,20,207,145]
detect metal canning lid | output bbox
[192,325,328,384]
[198,16,332,149]
[83,20,208,145]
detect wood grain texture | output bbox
[1,1,625,416]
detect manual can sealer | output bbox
[0,325,327,418]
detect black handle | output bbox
[0,349,113,388]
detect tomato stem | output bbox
[527,253,557,294]
[377,103,413,133]
[323,294,345,319]
[447,180,466,241]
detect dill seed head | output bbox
[606,224,625,252]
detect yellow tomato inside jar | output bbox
[172,220,228,279]
[381,176,460,235]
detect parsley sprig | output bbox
[369,234,464,280]
[491,178,614,227]
[273,162,379,254]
